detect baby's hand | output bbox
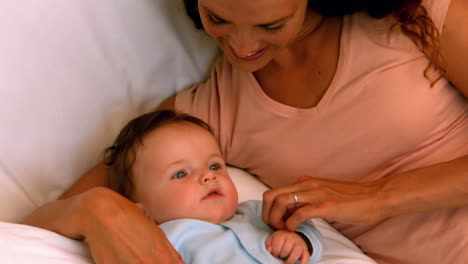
[266,230,310,264]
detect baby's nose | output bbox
[202,171,217,183]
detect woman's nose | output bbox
[228,29,261,57]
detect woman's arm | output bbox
[60,163,109,199]
[263,154,468,231]
[158,95,176,111]
[23,187,183,263]
[377,154,468,215]
[440,0,468,97]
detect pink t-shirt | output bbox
[176,0,468,263]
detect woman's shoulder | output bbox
[350,0,452,32]
[422,0,453,30]
[344,0,452,54]
[211,54,237,77]
[203,53,251,94]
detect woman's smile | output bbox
[232,47,267,60]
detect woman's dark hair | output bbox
[183,0,444,83]
[104,110,212,199]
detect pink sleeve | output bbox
[174,56,225,142]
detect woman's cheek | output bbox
[271,31,298,47]
[204,26,229,43]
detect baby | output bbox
[104,110,322,264]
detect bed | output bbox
[0,1,376,263]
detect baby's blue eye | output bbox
[172,171,187,179]
[209,164,220,171]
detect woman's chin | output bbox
[225,55,269,72]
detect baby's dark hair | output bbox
[183,0,444,83]
[104,110,212,199]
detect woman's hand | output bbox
[264,155,468,231]
[79,187,184,264]
[262,176,387,231]
[23,186,183,264]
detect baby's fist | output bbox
[266,230,310,264]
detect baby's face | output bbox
[132,121,238,224]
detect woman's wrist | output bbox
[373,169,438,220]
[76,187,124,239]
[372,174,410,220]
[20,192,90,240]
[374,155,468,219]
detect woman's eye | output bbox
[209,164,221,171]
[264,24,284,33]
[208,14,224,24]
[172,171,187,179]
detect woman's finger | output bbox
[284,205,328,231]
[267,190,325,229]
[265,192,300,229]
[296,175,314,183]
[262,182,311,225]
[263,188,292,225]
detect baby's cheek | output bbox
[228,187,239,209]
[148,209,167,224]
[146,199,179,224]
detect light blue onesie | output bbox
[160,200,323,263]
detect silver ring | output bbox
[291,192,299,208]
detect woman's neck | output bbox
[253,16,343,109]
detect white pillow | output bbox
[0,0,217,222]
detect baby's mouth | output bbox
[202,190,223,200]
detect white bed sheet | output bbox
[0,222,92,264]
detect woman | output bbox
[23,0,468,263]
